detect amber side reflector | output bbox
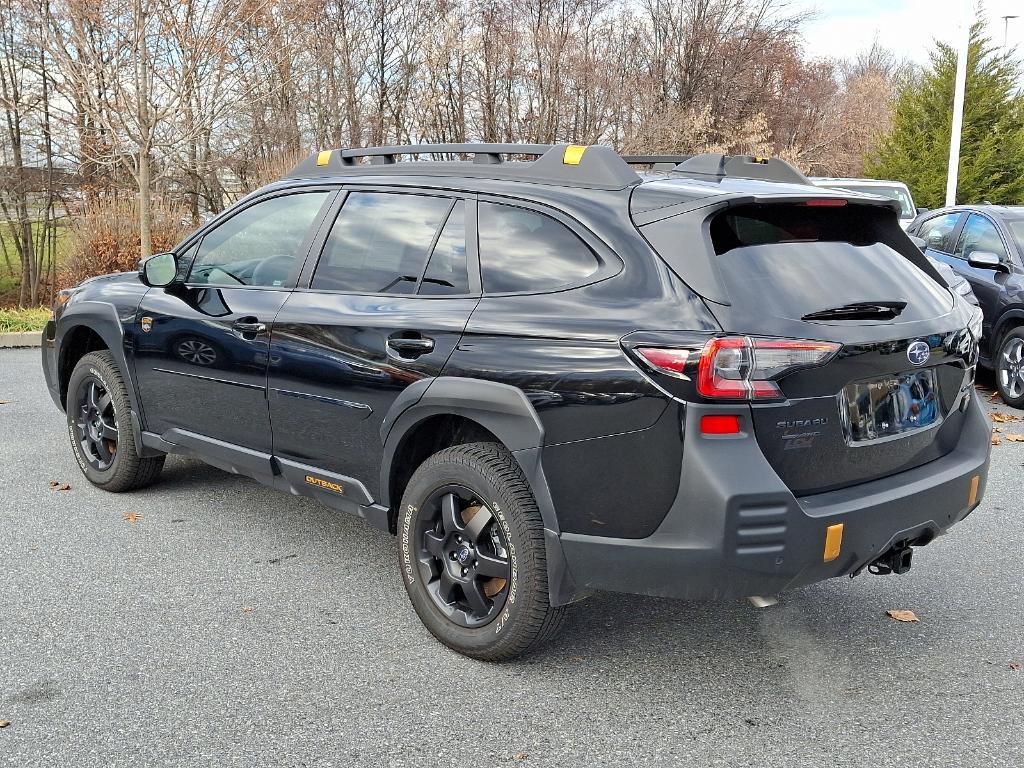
[563,144,587,165]
[316,150,333,166]
[823,523,844,562]
[968,474,980,507]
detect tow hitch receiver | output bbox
[868,544,913,575]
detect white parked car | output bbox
[810,177,921,230]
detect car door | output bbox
[948,212,1016,345]
[267,188,479,500]
[134,189,334,455]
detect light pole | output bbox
[1004,14,1019,48]
[946,10,971,207]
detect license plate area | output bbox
[840,369,942,445]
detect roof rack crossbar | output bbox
[671,153,809,186]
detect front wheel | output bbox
[66,350,165,491]
[397,442,565,661]
[996,328,1024,408]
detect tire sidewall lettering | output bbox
[491,500,519,636]
[400,504,417,585]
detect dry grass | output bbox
[61,197,189,289]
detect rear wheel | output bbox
[66,351,165,491]
[397,442,565,661]
[996,328,1024,408]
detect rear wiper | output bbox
[802,300,907,321]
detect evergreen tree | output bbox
[866,23,1024,208]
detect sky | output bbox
[797,0,1024,65]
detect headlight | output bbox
[50,289,75,320]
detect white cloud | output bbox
[797,0,1024,66]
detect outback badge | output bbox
[906,340,930,366]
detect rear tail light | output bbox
[697,336,840,400]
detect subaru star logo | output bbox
[907,340,930,366]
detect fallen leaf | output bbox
[123,511,142,523]
[567,655,584,663]
[886,609,919,623]
[0,400,11,405]
[994,427,1003,433]
[990,391,1000,402]
[992,435,1001,446]
[990,412,1021,423]
[1010,662,1021,671]
[512,753,528,762]
[1005,434,1024,442]
[48,481,71,491]
[242,606,253,614]
[0,720,9,728]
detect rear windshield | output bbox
[821,183,914,217]
[640,202,950,312]
[708,204,951,321]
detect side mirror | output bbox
[967,251,1006,271]
[139,252,178,287]
[916,207,929,215]
[909,235,927,252]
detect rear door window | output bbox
[477,202,599,293]
[312,192,452,293]
[953,213,1007,262]
[917,212,962,253]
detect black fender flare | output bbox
[991,308,1024,357]
[57,300,150,456]
[379,376,585,606]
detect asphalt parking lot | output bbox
[1,347,1022,767]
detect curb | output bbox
[0,331,42,349]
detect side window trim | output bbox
[475,193,622,296]
[177,187,337,291]
[414,197,458,290]
[297,186,481,298]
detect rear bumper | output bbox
[559,390,991,600]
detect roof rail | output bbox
[672,153,809,185]
[286,143,642,190]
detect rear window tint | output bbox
[478,202,599,293]
[711,204,891,254]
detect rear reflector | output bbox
[700,414,741,434]
[823,523,844,562]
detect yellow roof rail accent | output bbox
[823,523,844,563]
[316,150,333,167]
[563,145,588,166]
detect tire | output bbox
[66,350,165,492]
[995,327,1024,409]
[397,442,565,661]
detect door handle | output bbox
[387,335,435,358]
[232,318,267,336]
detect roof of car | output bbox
[279,143,900,218]
[922,204,1024,219]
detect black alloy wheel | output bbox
[72,376,119,471]
[415,485,512,628]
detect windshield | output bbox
[825,183,914,218]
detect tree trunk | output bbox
[138,149,152,259]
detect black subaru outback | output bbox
[42,144,991,660]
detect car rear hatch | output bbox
[635,195,978,495]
